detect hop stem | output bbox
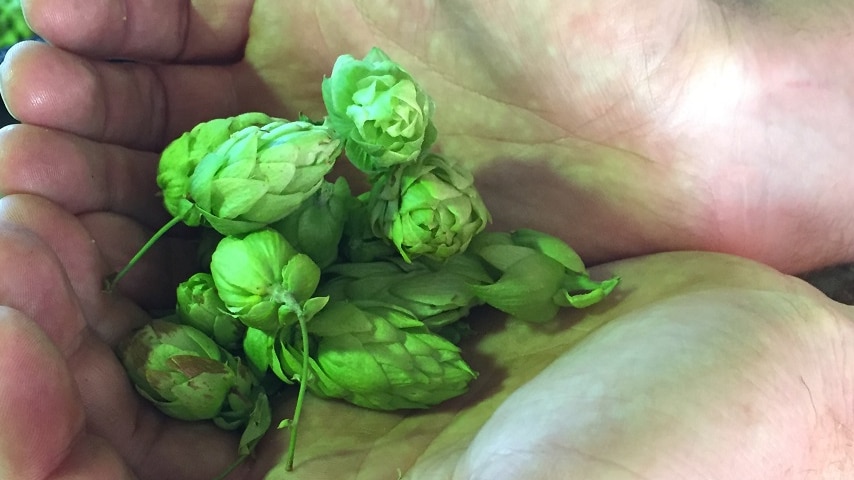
[282,297,311,471]
[105,214,185,292]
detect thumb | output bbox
[0,306,134,479]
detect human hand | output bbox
[1,1,853,479]
[0,194,850,479]
[3,0,854,274]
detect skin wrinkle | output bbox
[144,66,169,150]
[173,0,193,62]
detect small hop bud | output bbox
[175,272,246,351]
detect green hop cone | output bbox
[322,47,438,173]
[270,177,357,269]
[368,153,491,262]
[118,319,271,434]
[188,119,342,235]
[175,272,246,351]
[318,255,492,331]
[274,301,477,410]
[157,112,275,227]
[210,229,329,331]
[339,193,400,263]
[468,231,620,323]
[0,0,34,48]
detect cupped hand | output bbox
[3,0,853,273]
[0,191,851,479]
[1,1,853,479]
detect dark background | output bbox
[1,43,23,128]
[1,102,13,127]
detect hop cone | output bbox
[322,47,437,173]
[274,301,477,410]
[175,272,245,351]
[0,0,33,48]
[271,177,357,269]
[468,230,620,323]
[368,153,491,262]
[118,318,268,431]
[210,229,328,331]
[157,112,275,227]
[318,255,492,330]
[158,114,341,235]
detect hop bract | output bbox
[322,47,437,173]
[118,319,266,430]
[369,153,491,262]
[210,229,328,331]
[275,301,477,410]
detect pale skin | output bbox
[0,1,853,479]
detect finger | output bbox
[0,218,246,480]
[1,41,244,150]
[0,306,115,479]
[0,307,139,479]
[0,223,88,355]
[0,124,167,229]
[0,194,191,335]
[78,211,199,312]
[23,0,254,63]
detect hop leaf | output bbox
[368,153,491,262]
[322,47,437,173]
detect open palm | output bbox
[1,0,853,478]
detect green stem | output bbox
[285,303,310,471]
[105,214,184,292]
